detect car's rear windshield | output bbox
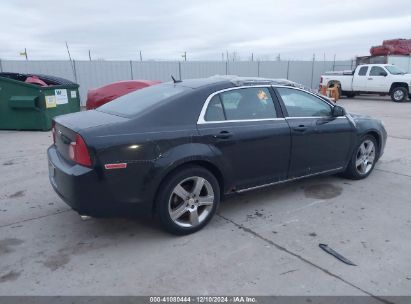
[97,83,189,117]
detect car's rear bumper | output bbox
[47,145,153,218]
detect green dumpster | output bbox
[0,73,80,131]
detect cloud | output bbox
[1,0,410,60]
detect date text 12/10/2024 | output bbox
[149,296,257,303]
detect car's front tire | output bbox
[342,135,379,180]
[390,87,408,102]
[156,166,220,235]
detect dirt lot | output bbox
[0,96,410,299]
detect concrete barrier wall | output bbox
[0,59,353,105]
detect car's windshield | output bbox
[97,83,189,117]
[385,65,406,75]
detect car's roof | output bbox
[166,75,302,89]
[358,64,392,67]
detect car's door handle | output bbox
[213,131,233,139]
[293,125,308,132]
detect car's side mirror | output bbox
[380,72,388,77]
[332,105,345,117]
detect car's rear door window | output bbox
[358,66,368,76]
[204,95,225,121]
[277,87,332,117]
[218,87,277,121]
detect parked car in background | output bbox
[48,76,386,235]
[86,80,160,110]
[320,64,411,102]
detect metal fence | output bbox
[0,59,354,105]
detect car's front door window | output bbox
[276,88,332,117]
[369,66,387,76]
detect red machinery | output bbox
[86,80,161,110]
[370,39,411,56]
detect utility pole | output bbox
[139,50,143,62]
[88,50,92,61]
[181,51,187,61]
[20,48,28,60]
[65,41,76,82]
[251,53,254,62]
[332,54,336,71]
[65,41,73,62]
[310,53,316,89]
[286,60,290,79]
[221,52,224,62]
[226,50,229,62]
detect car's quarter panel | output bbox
[86,134,160,206]
[151,141,226,192]
[80,117,207,211]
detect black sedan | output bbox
[48,76,387,234]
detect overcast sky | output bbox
[1,0,411,61]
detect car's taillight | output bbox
[51,121,56,144]
[68,134,92,167]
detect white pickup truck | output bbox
[320,64,411,102]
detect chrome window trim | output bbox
[197,85,276,125]
[197,84,343,125]
[236,167,343,193]
[199,118,286,124]
[285,116,347,119]
[273,85,336,107]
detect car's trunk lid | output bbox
[55,110,128,132]
[53,110,128,163]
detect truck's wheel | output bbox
[391,87,408,102]
[346,92,355,98]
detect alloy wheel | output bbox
[355,140,376,175]
[393,89,404,101]
[168,176,214,228]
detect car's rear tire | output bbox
[390,87,408,102]
[342,135,379,180]
[156,166,220,235]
